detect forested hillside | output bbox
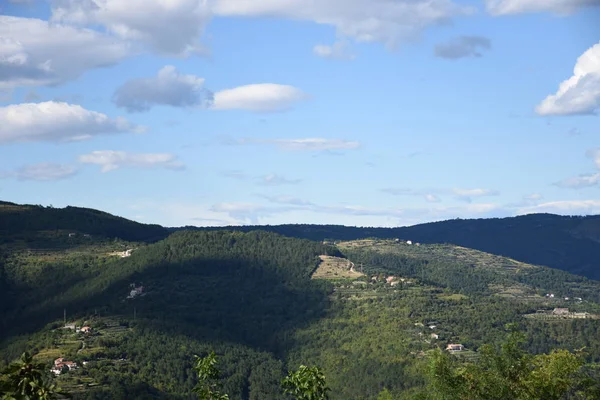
[2,202,600,399]
[179,213,600,279]
[0,201,169,244]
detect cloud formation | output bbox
[258,174,302,186]
[213,0,472,49]
[113,65,213,112]
[0,163,78,181]
[587,148,600,168]
[536,42,600,116]
[452,188,500,202]
[0,101,142,145]
[382,187,499,202]
[313,41,356,60]
[554,173,600,189]
[50,0,211,56]
[212,84,308,112]
[79,150,184,172]
[233,137,361,151]
[0,16,131,89]
[434,36,491,60]
[523,193,543,201]
[485,0,600,15]
[518,200,600,215]
[221,171,302,186]
[381,188,441,203]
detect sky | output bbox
[0,0,599,228]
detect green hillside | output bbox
[181,213,600,280]
[2,203,600,399]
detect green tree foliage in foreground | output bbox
[0,352,68,400]
[193,352,330,400]
[192,352,229,400]
[428,325,600,400]
[281,365,330,400]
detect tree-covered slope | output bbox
[178,213,600,279]
[0,201,169,244]
[3,202,600,399]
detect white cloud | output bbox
[523,193,543,201]
[452,188,499,202]
[313,40,356,60]
[210,202,294,224]
[536,42,600,116]
[213,0,472,49]
[555,173,600,189]
[258,174,302,186]
[587,148,600,168]
[0,101,142,145]
[382,187,499,202]
[425,194,442,203]
[381,188,441,202]
[485,0,600,15]
[79,150,185,172]
[235,138,361,151]
[434,36,491,60]
[50,0,211,56]
[518,200,600,216]
[212,84,308,112]
[0,16,131,89]
[258,194,314,206]
[0,163,78,181]
[113,65,213,112]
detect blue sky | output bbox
[1,0,599,227]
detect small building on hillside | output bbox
[431,333,439,340]
[386,276,396,284]
[52,358,78,375]
[552,308,570,315]
[80,326,92,333]
[406,240,413,245]
[127,285,144,299]
[446,344,464,352]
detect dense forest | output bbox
[179,213,600,280]
[2,202,600,399]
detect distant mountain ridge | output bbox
[175,214,600,280]
[0,201,169,243]
[2,200,599,279]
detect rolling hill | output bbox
[2,201,600,399]
[178,213,600,279]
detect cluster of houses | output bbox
[446,344,464,352]
[369,275,411,287]
[68,233,91,239]
[64,324,92,334]
[545,293,583,302]
[550,308,591,318]
[127,283,144,299]
[394,239,421,246]
[415,322,464,351]
[51,358,78,375]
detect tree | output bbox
[376,388,395,400]
[428,325,595,400]
[0,352,68,400]
[281,365,330,400]
[192,352,229,400]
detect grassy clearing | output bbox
[438,293,468,301]
[312,255,365,280]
